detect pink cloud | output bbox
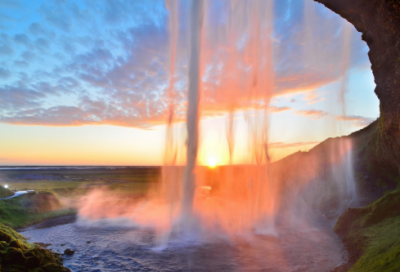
[294,110,328,119]
[336,115,375,127]
[269,141,320,149]
[269,106,291,113]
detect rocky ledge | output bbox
[0,223,70,272]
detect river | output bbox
[19,215,346,272]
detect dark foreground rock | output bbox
[0,223,70,272]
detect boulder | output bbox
[63,248,75,255]
[2,247,26,264]
[26,255,42,269]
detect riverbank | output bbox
[0,191,77,229]
[0,222,71,271]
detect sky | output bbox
[0,0,379,165]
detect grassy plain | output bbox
[0,192,75,229]
[0,167,160,229]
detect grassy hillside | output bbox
[327,120,400,271]
[0,186,14,198]
[334,189,400,271]
[0,192,75,229]
[267,120,400,271]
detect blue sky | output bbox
[0,0,378,165]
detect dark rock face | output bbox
[315,0,400,172]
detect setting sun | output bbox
[207,156,218,168]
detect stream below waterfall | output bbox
[19,215,346,272]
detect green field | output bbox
[0,167,160,229]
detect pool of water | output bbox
[19,216,346,272]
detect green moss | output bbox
[0,224,31,248]
[0,222,70,271]
[334,189,400,271]
[350,216,400,272]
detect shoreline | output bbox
[14,210,78,232]
[17,214,78,231]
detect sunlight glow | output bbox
[207,156,218,168]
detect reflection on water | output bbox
[19,216,346,272]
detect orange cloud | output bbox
[294,110,328,119]
[336,115,375,127]
[269,106,292,113]
[269,141,320,149]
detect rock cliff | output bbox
[315,0,400,173]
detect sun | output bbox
[206,156,218,168]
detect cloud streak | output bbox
[336,115,375,127]
[269,141,320,149]
[269,106,292,113]
[294,110,328,119]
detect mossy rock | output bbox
[1,247,27,264]
[25,247,58,265]
[0,223,70,272]
[41,263,71,272]
[26,255,42,269]
[1,264,27,272]
[334,189,400,271]
[29,267,45,272]
[0,240,8,250]
[363,190,400,227]
[0,224,30,247]
[334,207,367,236]
[0,230,13,243]
[9,239,26,249]
[30,268,46,272]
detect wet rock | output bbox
[41,263,71,272]
[35,242,52,248]
[64,248,75,255]
[26,247,57,264]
